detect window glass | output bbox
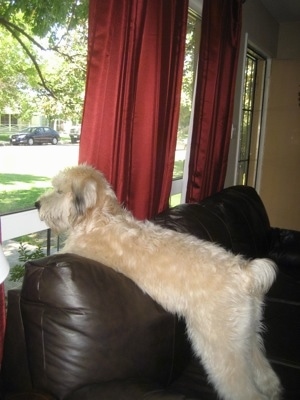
[237,48,266,186]
[0,4,87,289]
[170,9,201,205]
[1,4,202,290]
[173,11,201,181]
[0,20,86,215]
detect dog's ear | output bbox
[72,179,97,216]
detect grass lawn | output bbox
[0,173,51,214]
[0,133,10,142]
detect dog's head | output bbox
[35,164,118,233]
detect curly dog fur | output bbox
[35,164,282,400]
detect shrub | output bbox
[9,242,45,282]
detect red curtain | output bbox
[186,0,242,202]
[79,0,188,219]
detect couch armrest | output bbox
[269,228,300,280]
[1,290,32,394]
[13,253,189,399]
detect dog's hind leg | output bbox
[250,333,282,400]
[185,315,271,400]
[246,296,282,399]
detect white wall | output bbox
[277,21,300,59]
[225,1,300,230]
[259,59,300,230]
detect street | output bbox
[0,144,186,177]
[0,143,80,177]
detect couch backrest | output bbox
[155,185,271,259]
[18,254,189,399]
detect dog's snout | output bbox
[35,201,41,210]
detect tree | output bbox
[0,27,38,115]
[0,0,88,38]
[0,0,88,123]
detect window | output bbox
[237,48,267,186]
[1,2,202,290]
[170,6,201,206]
[0,4,86,216]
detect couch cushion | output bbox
[269,228,300,280]
[154,186,271,258]
[20,254,189,400]
[66,379,206,400]
[264,283,300,400]
[1,290,32,394]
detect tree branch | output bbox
[0,16,57,98]
[0,17,46,51]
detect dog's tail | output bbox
[247,258,277,295]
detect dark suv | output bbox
[69,126,81,143]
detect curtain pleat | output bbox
[186,0,242,202]
[79,0,188,219]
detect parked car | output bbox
[69,126,81,143]
[10,127,60,145]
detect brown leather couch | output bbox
[1,185,299,399]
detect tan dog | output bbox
[35,164,281,400]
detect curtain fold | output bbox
[79,0,188,219]
[186,0,242,203]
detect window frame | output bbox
[236,45,268,188]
